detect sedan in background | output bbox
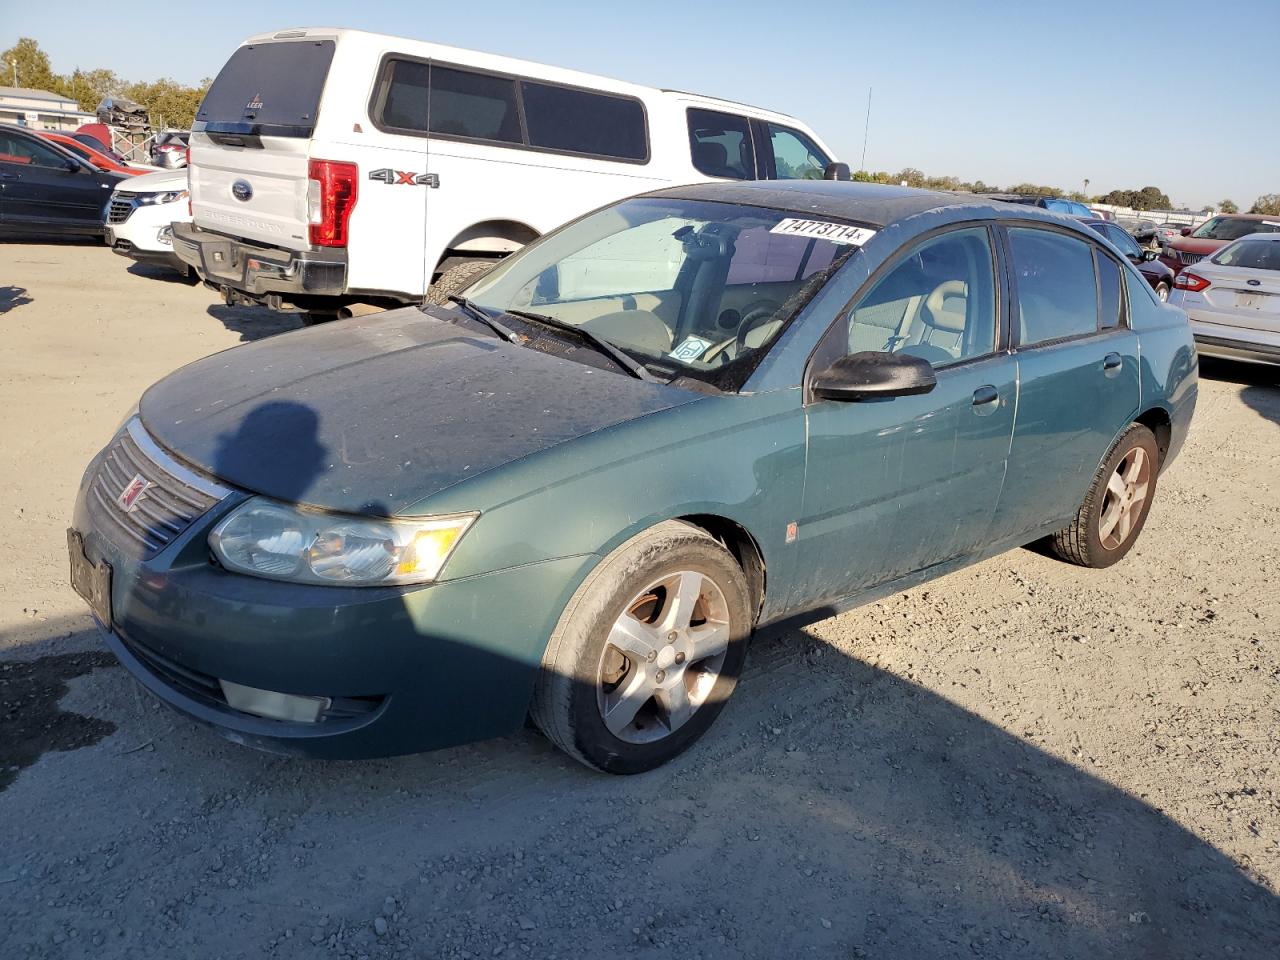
[40,132,158,178]
[1116,218,1159,247]
[1082,219,1176,301]
[1169,232,1280,365]
[1153,222,1185,249]
[0,122,122,239]
[69,181,1196,773]
[151,131,189,169]
[1160,214,1280,275]
[105,170,192,277]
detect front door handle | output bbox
[972,384,999,416]
[0,172,20,180]
[1103,352,1123,377]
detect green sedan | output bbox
[69,181,1197,773]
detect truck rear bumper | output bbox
[171,222,347,300]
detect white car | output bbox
[1169,232,1280,365]
[173,27,840,321]
[105,170,192,278]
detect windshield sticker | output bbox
[669,335,715,362]
[769,218,877,245]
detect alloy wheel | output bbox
[596,570,731,744]
[1098,446,1151,550]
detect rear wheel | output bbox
[1155,281,1170,302]
[425,258,495,306]
[531,521,752,774]
[1047,423,1159,568]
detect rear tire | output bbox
[531,521,752,774]
[1047,423,1159,568]
[425,259,495,306]
[300,312,339,326]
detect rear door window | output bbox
[687,108,755,180]
[381,61,521,143]
[766,123,830,180]
[197,40,335,135]
[1009,228,1099,344]
[521,82,647,160]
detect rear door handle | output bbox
[972,384,999,415]
[1103,352,1123,376]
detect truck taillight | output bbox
[1175,271,1210,292]
[308,159,358,247]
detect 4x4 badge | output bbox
[368,168,439,188]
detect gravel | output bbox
[1,242,1278,958]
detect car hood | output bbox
[139,308,700,515]
[1169,237,1227,255]
[114,169,186,194]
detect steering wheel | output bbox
[702,300,782,365]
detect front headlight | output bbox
[208,499,477,586]
[137,190,188,206]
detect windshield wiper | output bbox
[501,308,656,382]
[445,295,522,344]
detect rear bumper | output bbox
[1183,306,1280,365]
[172,222,347,300]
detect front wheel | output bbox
[1047,423,1159,568]
[531,521,752,774]
[1155,281,1170,302]
[424,258,494,306]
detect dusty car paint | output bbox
[71,181,1198,759]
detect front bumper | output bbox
[171,222,347,301]
[71,437,593,760]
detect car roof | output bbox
[644,180,1068,230]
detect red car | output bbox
[1159,214,1280,275]
[38,132,152,177]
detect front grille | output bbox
[87,419,229,558]
[107,197,136,225]
[1178,250,1204,265]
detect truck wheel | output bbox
[425,259,494,306]
[531,521,752,774]
[1047,423,1159,568]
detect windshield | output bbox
[465,197,864,388]
[1212,238,1280,271]
[1191,217,1280,241]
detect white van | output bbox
[173,28,841,320]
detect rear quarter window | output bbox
[197,40,335,135]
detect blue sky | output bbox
[3,0,1276,208]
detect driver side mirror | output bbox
[63,157,82,173]
[811,351,937,402]
[1180,227,1192,237]
[824,161,852,182]
[1142,249,1158,261]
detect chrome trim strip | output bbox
[125,418,232,499]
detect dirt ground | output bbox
[1,241,1278,959]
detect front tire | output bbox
[1155,281,1170,302]
[1047,423,1159,568]
[531,521,752,774]
[425,258,494,306]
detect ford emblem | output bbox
[231,179,253,202]
[1247,278,1261,286]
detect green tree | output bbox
[1249,194,1280,216]
[1008,182,1064,197]
[1218,198,1239,214]
[893,167,925,187]
[0,37,60,91]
